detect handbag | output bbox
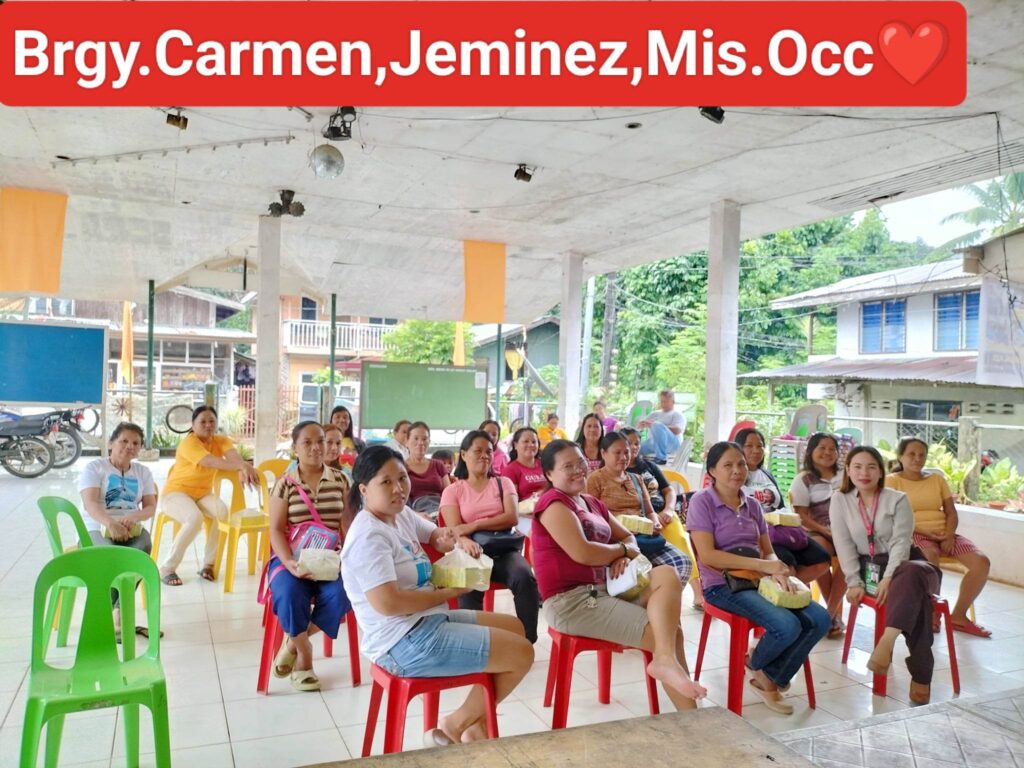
[470,477,525,557]
[723,546,764,592]
[768,522,810,551]
[624,473,668,559]
[284,477,340,558]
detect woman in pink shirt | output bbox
[440,430,541,642]
[500,427,546,501]
[479,420,509,475]
[532,439,705,710]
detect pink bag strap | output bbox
[285,475,328,528]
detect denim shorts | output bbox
[376,610,490,678]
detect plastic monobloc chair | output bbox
[37,497,93,649]
[20,547,169,768]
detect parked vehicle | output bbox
[0,414,57,477]
[0,408,84,468]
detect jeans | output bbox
[89,528,153,607]
[459,551,540,643]
[376,611,490,678]
[640,422,681,461]
[704,584,830,686]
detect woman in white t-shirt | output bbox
[78,421,158,640]
[341,445,534,747]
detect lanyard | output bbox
[857,491,881,557]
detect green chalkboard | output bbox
[359,362,488,430]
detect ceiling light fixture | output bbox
[166,109,188,130]
[268,189,305,217]
[514,164,533,183]
[310,144,345,179]
[49,135,295,168]
[323,106,357,141]
[698,106,726,124]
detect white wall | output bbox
[836,294,977,359]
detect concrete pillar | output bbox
[255,216,282,462]
[704,200,741,448]
[558,253,584,436]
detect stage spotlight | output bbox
[698,107,725,124]
[514,164,533,182]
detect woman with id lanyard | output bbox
[830,446,941,705]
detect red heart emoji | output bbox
[879,21,948,85]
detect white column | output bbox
[255,216,281,462]
[704,200,741,448]
[558,253,584,436]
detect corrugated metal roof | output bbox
[739,355,991,387]
[770,259,979,310]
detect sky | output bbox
[856,183,984,247]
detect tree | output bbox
[940,172,1024,249]
[382,321,474,364]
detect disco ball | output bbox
[310,144,345,179]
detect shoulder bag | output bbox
[470,477,526,557]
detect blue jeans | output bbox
[640,421,681,461]
[704,584,830,686]
[377,610,490,678]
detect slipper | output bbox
[749,678,793,715]
[274,638,297,678]
[952,619,992,638]
[827,617,846,639]
[198,565,216,582]
[745,655,790,693]
[290,669,321,691]
[135,625,164,639]
[909,680,931,706]
[423,728,455,748]
[160,572,183,587]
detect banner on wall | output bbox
[977,276,1024,388]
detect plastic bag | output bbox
[616,514,655,535]
[763,510,802,527]
[297,549,341,581]
[758,575,811,609]
[429,548,494,591]
[607,554,652,601]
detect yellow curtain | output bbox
[0,188,67,293]
[453,322,466,365]
[463,241,506,323]
[121,302,135,386]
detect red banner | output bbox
[0,1,967,106]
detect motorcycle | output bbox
[0,407,83,468]
[0,414,57,478]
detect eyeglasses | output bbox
[557,460,589,474]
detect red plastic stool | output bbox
[257,598,361,693]
[841,594,959,697]
[361,664,498,756]
[694,601,816,715]
[543,627,659,729]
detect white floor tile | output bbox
[224,693,335,741]
[231,728,349,768]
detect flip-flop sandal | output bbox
[198,566,216,582]
[290,669,321,691]
[953,619,992,638]
[160,572,183,587]
[748,678,793,715]
[274,638,297,678]
[135,626,164,639]
[745,655,790,693]
[423,728,455,748]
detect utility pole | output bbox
[599,273,618,387]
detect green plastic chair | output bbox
[21,547,169,768]
[37,497,93,649]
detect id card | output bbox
[863,561,882,596]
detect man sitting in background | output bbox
[638,389,684,464]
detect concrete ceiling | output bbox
[2,0,1023,323]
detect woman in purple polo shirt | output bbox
[688,441,830,716]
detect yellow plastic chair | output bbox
[150,506,213,567]
[211,470,268,593]
[657,470,699,590]
[254,458,290,563]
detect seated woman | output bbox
[160,405,259,586]
[735,427,830,586]
[479,420,509,475]
[887,437,992,637]
[575,412,605,473]
[501,427,546,502]
[533,440,706,709]
[789,432,846,637]
[586,432,695,589]
[341,446,533,745]
[330,405,366,461]
[831,446,941,705]
[537,412,569,448]
[593,399,619,434]
[267,421,351,691]
[440,431,541,643]
[689,441,830,715]
[323,424,345,471]
[387,419,412,459]
[405,421,451,519]
[78,421,159,639]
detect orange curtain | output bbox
[121,302,135,386]
[463,241,506,323]
[0,188,67,293]
[453,321,466,365]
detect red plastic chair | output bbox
[543,627,659,729]
[361,664,498,756]
[841,594,960,697]
[257,597,361,693]
[694,600,816,715]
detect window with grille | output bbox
[860,299,906,353]
[934,290,980,351]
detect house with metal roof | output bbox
[740,233,1024,464]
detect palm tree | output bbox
[939,172,1024,250]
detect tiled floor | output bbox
[3,460,1024,766]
